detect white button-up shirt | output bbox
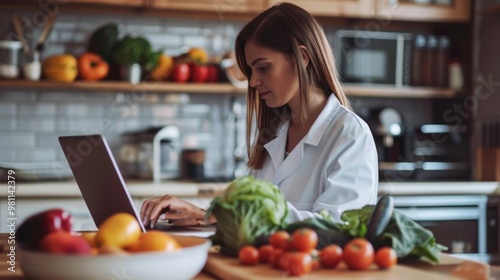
[250,94,378,223]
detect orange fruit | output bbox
[95,213,141,249]
[80,232,97,247]
[187,47,208,64]
[131,230,181,253]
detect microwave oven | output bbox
[334,30,413,87]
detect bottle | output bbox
[436,36,450,88]
[424,35,438,87]
[449,59,464,91]
[412,35,426,86]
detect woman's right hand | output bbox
[140,195,210,228]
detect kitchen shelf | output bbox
[0,80,457,98]
[477,4,500,15]
[0,80,246,95]
[344,85,457,98]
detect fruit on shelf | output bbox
[77,52,109,81]
[95,213,142,249]
[173,63,190,83]
[39,231,92,255]
[189,63,209,83]
[16,208,73,250]
[149,54,174,81]
[42,54,78,82]
[187,47,208,64]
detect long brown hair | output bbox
[235,2,350,169]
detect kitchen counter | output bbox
[0,233,492,280]
[0,180,499,198]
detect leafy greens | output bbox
[206,176,288,256]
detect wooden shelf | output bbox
[0,80,246,95]
[0,80,457,98]
[344,85,457,98]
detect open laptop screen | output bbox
[59,134,147,232]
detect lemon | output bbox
[95,213,141,249]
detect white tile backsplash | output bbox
[19,103,57,116]
[0,132,36,147]
[18,117,56,132]
[0,118,16,130]
[0,91,37,102]
[0,103,16,115]
[17,148,58,162]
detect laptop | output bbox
[58,134,215,237]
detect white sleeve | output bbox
[288,131,379,223]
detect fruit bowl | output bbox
[19,235,211,280]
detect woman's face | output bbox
[244,40,299,108]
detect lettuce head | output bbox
[206,175,288,256]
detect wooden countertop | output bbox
[0,233,490,280]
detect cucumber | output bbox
[366,194,394,242]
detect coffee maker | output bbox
[368,107,407,163]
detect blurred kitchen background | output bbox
[1,0,500,261]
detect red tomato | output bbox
[343,238,375,270]
[173,63,190,83]
[375,247,398,269]
[269,248,284,268]
[77,52,109,81]
[319,244,343,268]
[283,252,313,276]
[291,228,318,252]
[269,231,290,250]
[206,65,220,82]
[189,63,208,83]
[258,245,274,263]
[238,245,259,266]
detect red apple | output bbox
[39,231,91,255]
[189,63,208,83]
[173,63,190,83]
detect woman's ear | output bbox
[298,45,310,67]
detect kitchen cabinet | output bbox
[376,0,471,22]
[148,0,265,13]
[267,0,375,18]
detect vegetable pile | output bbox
[206,176,288,256]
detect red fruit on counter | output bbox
[16,208,73,250]
[39,231,91,255]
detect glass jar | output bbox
[0,41,22,79]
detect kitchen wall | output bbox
[0,9,435,180]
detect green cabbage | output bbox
[206,175,288,256]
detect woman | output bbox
[140,2,378,228]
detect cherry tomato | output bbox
[269,248,284,268]
[375,247,398,269]
[258,245,274,263]
[319,244,343,268]
[269,231,290,250]
[283,252,313,276]
[291,228,318,252]
[310,249,320,270]
[343,238,375,270]
[238,245,259,266]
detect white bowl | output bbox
[19,235,211,280]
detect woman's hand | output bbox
[140,195,214,228]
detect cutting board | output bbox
[204,252,489,280]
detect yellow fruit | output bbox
[131,230,181,253]
[42,54,78,82]
[187,47,208,64]
[150,54,174,81]
[98,245,129,256]
[95,213,141,249]
[80,231,97,247]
